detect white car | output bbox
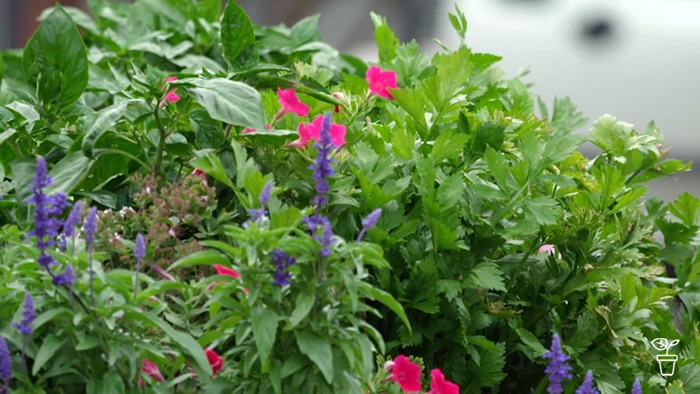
[433,0,700,199]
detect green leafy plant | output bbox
[1,1,700,393]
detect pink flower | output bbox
[138,359,164,387]
[538,244,562,259]
[427,369,460,394]
[277,88,309,118]
[366,66,398,99]
[242,123,272,135]
[212,264,248,293]
[162,76,180,103]
[391,355,422,393]
[205,348,224,376]
[288,114,346,148]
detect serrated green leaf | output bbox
[466,262,506,292]
[432,131,469,162]
[370,12,399,63]
[670,192,700,227]
[391,126,415,160]
[191,151,235,189]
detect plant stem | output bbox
[153,104,168,175]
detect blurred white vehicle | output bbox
[434,0,700,160]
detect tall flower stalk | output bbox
[134,233,146,299]
[0,337,11,394]
[543,333,572,394]
[84,207,98,306]
[12,293,35,376]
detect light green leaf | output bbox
[391,126,415,160]
[191,151,235,189]
[32,334,67,375]
[168,250,230,270]
[45,151,92,195]
[288,293,315,330]
[294,330,333,384]
[252,307,279,365]
[670,192,700,227]
[370,12,399,63]
[187,78,264,129]
[432,131,470,162]
[82,101,128,159]
[363,286,412,333]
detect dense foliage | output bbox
[1,1,700,393]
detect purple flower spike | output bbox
[12,292,35,336]
[83,207,98,246]
[52,264,75,286]
[271,248,296,286]
[259,181,273,206]
[631,378,642,394]
[356,208,382,242]
[27,157,69,269]
[134,233,146,261]
[63,200,83,239]
[543,333,573,394]
[575,370,599,394]
[0,336,12,386]
[308,113,336,208]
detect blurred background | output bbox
[1,0,697,201]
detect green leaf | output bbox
[187,78,264,129]
[23,4,88,109]
[465,262,506,292]
[86,371,126,394]
[521,197,559,226]
[288,293,315,329]
[220,1,258,69]
[392,88,428,138]
[45,151,92,195]
[294,330,333,384]
[363,286,412,333]
[168,250,230,270]
[670,192,700,227]
[251,307,279,365]
[81,101,128,159]
[432,130,470,162]
[32,334,67,375]
[191,151,235,189]
[391,125,415,160]
[370,12,399,63]
[289,14,322,46]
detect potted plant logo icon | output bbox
[651,338,680,376]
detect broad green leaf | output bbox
[191,151,235,189]
[251,307,279,365]
[190,108,226,149]
[288,293,315,329]
[188,78,264,129]
[45,151,92,195]
[32,334,67,375]
[293,330,333,384]
[392,88,428,137]
[465,262,506,292]
[220,1,258,69]
[168,250,230,270]
[81,101,128,159]
[289,14,322,46]
[370,12,399,63]
[86,371,126,394]
[23,5,88,109]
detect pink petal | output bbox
[277,88,310,117]
[164,90,180,103]
[141,359,164,382]
[366,65,398,100]
[330,123,346,146]
[213,264,240,279]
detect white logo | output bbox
[651,338,680,377]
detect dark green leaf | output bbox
[81,101,128,159]
[294,330,333,384]
[251,307,279,365]
[32,334,67,375]
[220,1,258,69]
[23,5,88,109]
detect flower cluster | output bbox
[543,334,573,394]
[387,354,459,394]
[271,248,296,286]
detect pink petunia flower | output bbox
[538,244,562,259]
[138,359,164,387]
[366,66,399,99]
[205,348,224,377]
[162,76,180,103]
[276,88,309,118]
[288,114,346,148]
[391,355,422,393]
[427,369,460,394]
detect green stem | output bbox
[153,105,168,175]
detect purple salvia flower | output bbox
[134,234,146,298]
[63,200,83,239]
[0,336,11,390]
[319,216,335,257]
[308,113,335,208]
[84,207,98,306]
[575,370,599,394]
[271,248,295,286]
[83,206,98,246]
[356,208,382,242]
[52,264,75,286]
[259,180,273,205]
[12,293,35,336]
[543,333,573,394]
[631,378,642,394]
[27,157,69,269]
